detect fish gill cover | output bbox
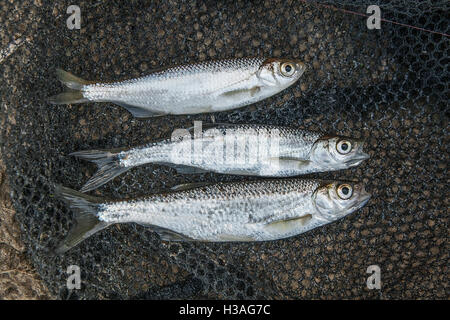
[0,0,448,299]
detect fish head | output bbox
[310,136,369,169]
[312,181,371,222]
[257,58,306,87]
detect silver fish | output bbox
[55,178,371,253]
[48,58,306,117]
[71,123,370,192]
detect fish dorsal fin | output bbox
[215,234,256,241]
[185,123,241,143]
[263,214,313,233]
[219,169,255,176]
[172,165,209,175]
[157,230,193,242]
[186,123,235,134]
[170,181,213,192]
[154,162,209,175]
[114,102,167,118]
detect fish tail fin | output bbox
[70,149,130,192]
[47,91,88,104]
[48,69,93,104]
[54,185,110,254]
[55,69,92,90]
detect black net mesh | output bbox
[0,0,448,299]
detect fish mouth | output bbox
[345,152,370,166]
[360,193,371,206]
[357,189,372,209]
[296,62,306,76]
[356,139,370,161]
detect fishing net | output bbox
[0,0,448,299]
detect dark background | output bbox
[0,0,448,299]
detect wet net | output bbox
[0,0,448,299]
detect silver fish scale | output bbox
[140,57,266,80]
[82,58,268,112]
[97,179,322,241]
[103,178,319,204]
[118,124,324,176]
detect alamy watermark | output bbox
[66,265,81,289]
[367,5,381,30]
[169,121,281,168]
[67,5,81,30]
[366,265,381,289]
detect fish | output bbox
[70,123,370,192]
[54,178,371,253]
[48,58,306,117]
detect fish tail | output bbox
[54,185,110,254]
[48,69,93,104]
[55,69,92,90]
[70,149,130,192]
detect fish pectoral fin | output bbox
[170,181,213,192]
[263,214,313,233]
[137,224,194,241]
[220,86,261,98]
[114,102,167,118]
[268,157,311,168]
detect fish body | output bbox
[55,178,371,253]
[71,124,369,192]
[49,58,306,117]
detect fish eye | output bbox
[337,184,353,200]
[336,140,352,154]
[280,62,296,77]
